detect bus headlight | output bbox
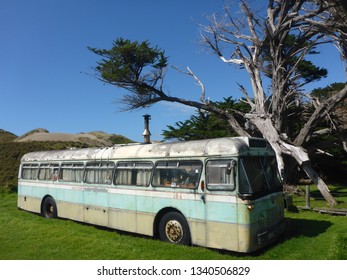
[245,200,254,211]
[247,204,254,211]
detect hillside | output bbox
[13,128,133,147]
[0,129,17,143]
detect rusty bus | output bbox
[17,137,285,252]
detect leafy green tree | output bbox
[88,38,168,109]
[312,82,347,100]
[163,98,251,141]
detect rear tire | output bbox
[159,212,191,245]
[42,196,57,218]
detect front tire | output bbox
[159,212,191,245]
[41,196,57,218]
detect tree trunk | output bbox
[279,141,337,206]
[251,116,337,206]
[301,161,337,206]
[282,155,302,185]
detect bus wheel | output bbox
[42,196,57,218]
[159,212,191,245]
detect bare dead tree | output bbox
[200,0,347,206]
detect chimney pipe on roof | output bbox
[142,114,151,144]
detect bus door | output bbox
[201,159,238,250]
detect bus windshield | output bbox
[238,156,282,199]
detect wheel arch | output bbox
[153,207,187,239]
[41,195,58,218]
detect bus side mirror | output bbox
[226,163,232,175]
[226,160,237,175]
[230,160,237,187]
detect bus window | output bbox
[152,160,202,188]
[60,163,84,182]
[21,163,39,180]
[261,157,282,190]
[206,160,235,191]
[84,162,115,185]
[239,156,282,197]
[114,161,153,186]
[38,163,60,181]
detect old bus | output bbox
[17,137,285,253]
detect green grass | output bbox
[0,192,346,260]
[292,184,347,209]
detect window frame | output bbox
[114,161,153,187]
[21,163,39,180]
[205,159,236,191]
[238,156,282,198]
[38,163,60,181]
[152,160,202,189]
[59,162,85,183]
[84,161,115,185]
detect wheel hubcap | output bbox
[165,220,183,243]
[45,203,54,217]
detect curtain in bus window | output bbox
[85,167,95,183]
[60,163,84,182]
[61,164,73,181]
[135,162,152,186]
[136,169,151,186]
[21,166,31,179]
[22,164,39,180]
[115,162,133,185]
[100,168,113,184]
[85,162,114,185]
[38,164,49,180]
[114,162,152,186]
[38,164,59,181]
[115,169,132,185]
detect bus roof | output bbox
[21,137,272,162]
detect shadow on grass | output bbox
[216,217,333,258]
[283,217,332,238]
[310,185,347,200]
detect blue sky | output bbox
[1,0,346,142]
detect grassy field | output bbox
[1,190,346,260]
[293,184,347,209]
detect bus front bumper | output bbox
[257,219,286,245]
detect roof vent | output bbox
[142,114,151,144]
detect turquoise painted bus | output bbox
[17,137,285,253]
